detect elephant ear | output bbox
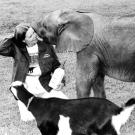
[56,11,94,52]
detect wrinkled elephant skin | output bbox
[32,10,135,98]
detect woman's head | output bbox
[14,23,42,47]
[14,23,30,42]
[25,27,39,47]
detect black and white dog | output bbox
[10,81,135,135]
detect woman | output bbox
[0,23,67,121]
[15,23,61,93]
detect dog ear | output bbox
[10,81,23,100]
[10,85,18,100]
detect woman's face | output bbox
[25,27,39,47]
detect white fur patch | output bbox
[17,100,35,121]
[11,81,23,87]
[112,105,135,134]
[57,115,72,135]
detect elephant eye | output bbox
[43,24,53,33]
[39,28,46,37]
[43,25,47,29]
[43,23,47,29]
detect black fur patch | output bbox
[38,120,58,135]
[125,98,135,107]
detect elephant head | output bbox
[32,10,94,52]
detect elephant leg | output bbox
[76,52,99,98]
[92,73,106,98]
[76,72,92,98]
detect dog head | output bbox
[10,81,35,121]
[10,81,32,101]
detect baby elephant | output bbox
[10,81,135,135]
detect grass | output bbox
[0,0,135,134]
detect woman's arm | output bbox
[0,35,14,57]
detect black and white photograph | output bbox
[0,0,135,134]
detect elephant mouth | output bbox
[48,36,57,45]
[42,36,50,43]
[41,36,56,45]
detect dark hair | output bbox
[14,23,30,42]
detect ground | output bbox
[0,0,135,134]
